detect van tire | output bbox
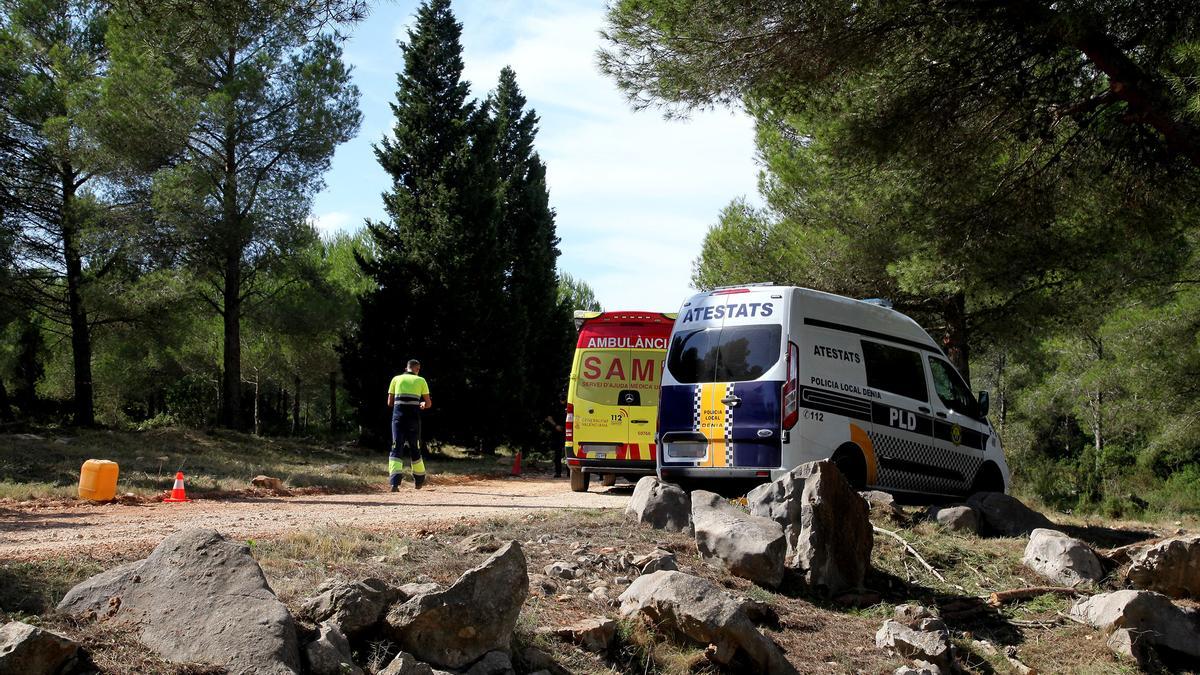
[601,473,617,487]
[831,444,867,490]
[570,468,590,492]
[969,462,1005,496]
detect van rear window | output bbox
[667,325,782,383]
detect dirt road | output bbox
[0,477,631,559]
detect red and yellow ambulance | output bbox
[564,310,675,492]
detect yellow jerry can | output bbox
[78,459,119,502]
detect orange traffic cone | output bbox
[510,450,522,477]
[163,471,190,502]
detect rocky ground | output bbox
[2,463,1199,674]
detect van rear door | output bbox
[660,290,786,471]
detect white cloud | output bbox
[309,211,354,238]
[313,1,761,313]
[458,3,760,312]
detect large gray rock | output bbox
[57,528,300,674]
[927,505,979,534]
[966,492,1053,537]
[875,620,952,671]
[1070,590,1200,659]
[1022,529,1104,587]
[1126,535,1200,598]
[0,621,84,675]
[691,490,786,588]
[463,650,514,675]
[626,477,692,532]
[380,651,434,675]
[618,571,798,675]
[304,621,362,675]
[300,577,399,637]
[385,541,529,669]
[747,460,873,594]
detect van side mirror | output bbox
[978,391,990,418]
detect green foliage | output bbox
[606,0,1200,514]
[344,0,571,452]
[104,0,362,428]
[557,273,603,312]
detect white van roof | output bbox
[691,285,941,353]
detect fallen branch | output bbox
[873,525,946,584]
[987,587,1080,607]
[1008,618,1060,628]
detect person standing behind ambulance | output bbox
[386,359,432,491]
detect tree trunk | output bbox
[220,253,242,429]
[997,352,1008,432]
[253,376,260,436]
[292,374,301,436]
[329,370,337,432]
[217,46,243,430]
[943,291,970,386]
[61,165,95,427]
[0,379,11,423]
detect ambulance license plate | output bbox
[590,451,609,460]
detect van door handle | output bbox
[630,419,649,424]
[918,406,930,414]
[936,412,947,419]
[721,396,741,407]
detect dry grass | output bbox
[0,428,510,502]
[3,501,1196,673]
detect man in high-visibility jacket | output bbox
[386,359,432,490]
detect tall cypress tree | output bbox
[490,67,571,452]
[343,0,504,449]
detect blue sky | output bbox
[311,0,760,312]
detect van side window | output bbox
[861,340,928,402]
[667,325,782,383]
[928,357,979,418]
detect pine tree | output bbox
[490,67,570,452]
[344,0,505,450]
[105,0,362,428]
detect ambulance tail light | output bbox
[565,403,574,442]
[782,341,799,430]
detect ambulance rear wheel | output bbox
[601,473,617,487]
[570,468,591,492]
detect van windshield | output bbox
[667,325,782,383]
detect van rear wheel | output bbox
[831,444,867,490]
[601,473,617,487]
[570,468,590,492]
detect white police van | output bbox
[657,284,1010,497]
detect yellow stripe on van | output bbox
[699,383,728,467]
[849,423,879,485]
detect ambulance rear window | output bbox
[667,325,782,383]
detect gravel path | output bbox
[0,477,631,559]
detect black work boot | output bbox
[414,474,426,489]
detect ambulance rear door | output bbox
[573,347,632,460]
